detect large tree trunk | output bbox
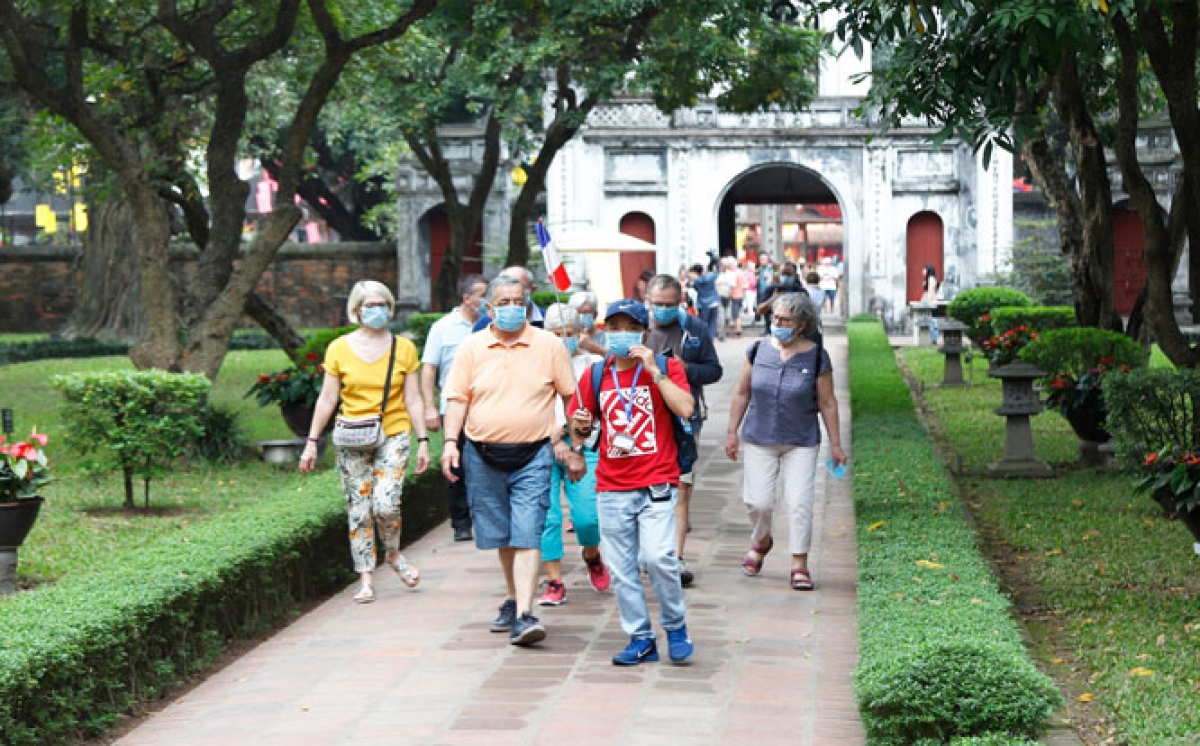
[125,180,183,371]
[0,158,12,205]
[61,195,145,343]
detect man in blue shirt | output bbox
[421,274,488,541]
[688,263,722,342]
[645,274,723,586]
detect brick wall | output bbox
[0,242,396,333]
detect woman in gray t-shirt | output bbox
[723,292,847,590]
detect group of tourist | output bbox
[297,261,847,666]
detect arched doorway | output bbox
[419,205,482,311]
[1112,205,1146,317]
[906,211,944,302]
[619,212,658,299]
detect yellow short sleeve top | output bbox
[324,335,420,436]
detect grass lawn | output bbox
[901,345,1200,744]
[1,349,442,589]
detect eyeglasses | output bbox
[362,302,390,309]
[772,315,798,326]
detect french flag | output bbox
[536,220,571,293]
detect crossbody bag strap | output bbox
[380,336,398,417]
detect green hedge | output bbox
[946,287,1033,345]
[0,331,280,366]
[988,306,1075,335]
[848,319,1060,745]
[0,466,447,744]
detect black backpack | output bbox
[587,354,698,473]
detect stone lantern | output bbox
[987,361,1053,478]
[937,318,970,386]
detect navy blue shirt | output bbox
[742,341,832,447]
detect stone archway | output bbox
[715,163,846,312]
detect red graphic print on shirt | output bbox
[599,384,659,458]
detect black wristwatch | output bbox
[569,443,586,455]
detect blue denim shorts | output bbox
[463,440,552,550]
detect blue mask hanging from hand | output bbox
[361,305,390,329]
[563,337,579,355]
[606,331,644,357]
[493,304,527,332]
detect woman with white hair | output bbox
[300,280,429,603]
[568,291,607,356]
[537,303,611,606]
[723,291,847,591]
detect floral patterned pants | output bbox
[336,432,410,573]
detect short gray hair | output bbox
[500,266,534,289]
[458,273,487,297]
[346,280,395,324]
[568,291,597,311]
[543,303,579,332]
[647,274,682,299]
[773,291,819,333]
[487,274,525,303]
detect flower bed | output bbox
[848,319,1060,744]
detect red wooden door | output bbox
[426,206,482,311]
[619,213,658,299]
[1112,207,1146,316]
[906,211,944,302]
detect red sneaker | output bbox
[584,550,611,592]
[538,580,567,606]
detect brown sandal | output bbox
[741,536,774,576]
[790,568,814,591]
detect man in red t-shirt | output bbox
[569,299,697,666]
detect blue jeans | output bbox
[699,305,720,341]
[462,440,552,550]
[542,449,601,561]
[596,487,687,639]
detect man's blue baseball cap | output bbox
[604,298,649,327]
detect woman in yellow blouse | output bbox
[300,280,430,603]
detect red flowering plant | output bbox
[981,324,1038,366]
[1136,447,1200,517]
[245,352,326,408]
[0,429,51,501]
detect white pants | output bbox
[742,442,819,555]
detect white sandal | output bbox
[389,555,420,588]
[353,582,375,604]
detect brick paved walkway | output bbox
[116,332,863,746]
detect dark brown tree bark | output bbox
[61,195,146,343]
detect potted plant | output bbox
[1136,447,1200,541]
[982,324,1039,367]
[0,429,51,550]
[1019,328,1146,442]
[246,353,329,437]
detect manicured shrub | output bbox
[946,287,1033,345]
[50,371,211,509]
[1020,327,1146,379]
[297,326,355,362]
[1105,368,1200,464]
[531,290,564,309]
[0,337,129,364]
[400,312,447,351]
[848,318,1061,745]
[988,305,1075,335]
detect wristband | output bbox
[417,436,429,443]
[306,437,321,444]
[653,371,668,384]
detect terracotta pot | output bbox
[0,497,44,550]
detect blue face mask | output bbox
[360,305,390,329]
[651,305,680,325]
[563,336,579,355]
[579,313,595,328]
[778,275,796,289]
[606,331,644,358]
[771,326,795,343]
[492,304,527,332]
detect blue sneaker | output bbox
[667,625,694,663]
[612,637,659,666]
[490,599,517,633]
[509,613,546,646]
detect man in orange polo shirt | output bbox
[441,275,585,646]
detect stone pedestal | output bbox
[257,439,311,464]
[908,302,936,346]
[0,550,15,595]
[988,361,1053,478]
[938,318,970,386]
